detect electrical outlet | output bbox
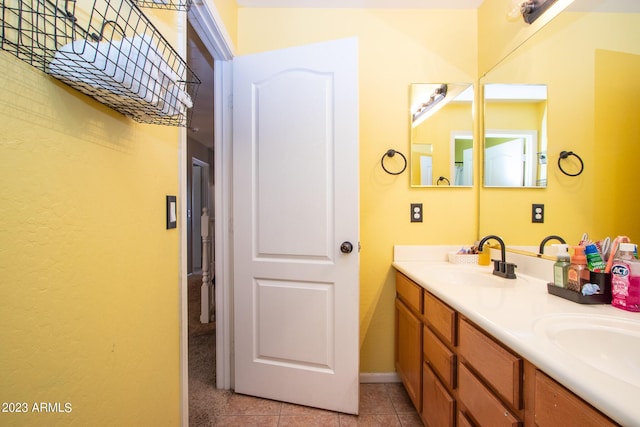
[411,203,423,223]
[532,204,544,223]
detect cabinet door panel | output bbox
[458,362,521,427]
[423,362,455,427]
[395,298,422,412]
[458,317,522,409]
[534,371,618,427]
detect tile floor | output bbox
[204,382,423,426]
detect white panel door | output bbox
[462,147,473,186]
[232,38,360,414]
[484,138,524,186]
[420,155,433,185]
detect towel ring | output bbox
[558,151,584,177]
[436,176,450,185]
[380,149,407,175]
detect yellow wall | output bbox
[0,9,182,427]
[237,8,478,373]
[213,0,239,48]
[593,48,640,242]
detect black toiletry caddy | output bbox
[547,271,612,304]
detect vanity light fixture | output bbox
[412,84,447,127]
[514,0,574,24]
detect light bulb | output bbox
[506,0,534,20]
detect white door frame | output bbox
[183,3,235,426]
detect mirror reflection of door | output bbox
[420,155,433,185]
[192,159,209,272]
[485,137,524,186]
[483,84,547,187]
[451,132,473,186]
[484,130,538,187]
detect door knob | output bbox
[340,241,353,254]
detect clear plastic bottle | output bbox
[611,243,640,312]
[553,244,570,288]
[567,246,589,292]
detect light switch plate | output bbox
[167,195,177,229]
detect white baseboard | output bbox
[359,372,401,383]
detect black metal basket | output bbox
[135,0,192,12]
[1,0,200,126]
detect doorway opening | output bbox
[185,18,217,423]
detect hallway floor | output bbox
[187,274,423,426]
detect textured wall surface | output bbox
[0,9,182,426]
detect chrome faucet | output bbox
[478,234,517,279]
[538,235,566,256]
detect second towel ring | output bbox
[437,176,451,185]
[381,149,407,175]
[558,151,584,177]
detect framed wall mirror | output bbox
[483,83,548,187]
[410,83,474,187]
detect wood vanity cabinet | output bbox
[457,316,523,426]
[422,290,457,427]
[395,272,423,411]
[423,361,455,427]
[533,370,618,427]
[394,271,620,427]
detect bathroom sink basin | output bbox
[424,266,524,288]
[533,314,640,386]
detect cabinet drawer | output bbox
[534,370,618,427]
[458,317,522,409]
[423,326,456,389]
[424,291,456,345]
[458,362,521,427]
[423,362,455,427]
[396,272,422,314]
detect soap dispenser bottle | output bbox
[553,244,570,288]
[567,246,589,292]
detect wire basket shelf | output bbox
[1,0,200,126]
[134,0,192,12]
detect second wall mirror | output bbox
[410,83,474,187]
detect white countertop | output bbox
[393,246,640,427]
